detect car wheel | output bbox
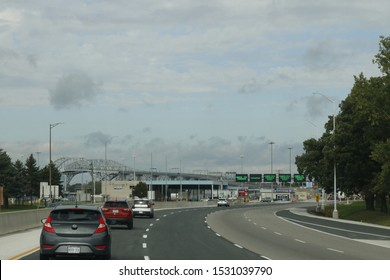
[40,253,50,260]
[127,219,133,229]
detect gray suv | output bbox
[132,198,154,218]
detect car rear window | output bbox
[134,200,148,205]
[104,201,129,208]
[51,209,101,221]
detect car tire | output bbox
[40,253,50,260]
[127,219,133,229]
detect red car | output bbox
[101,200,133,229]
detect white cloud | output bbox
[1,0,389,172]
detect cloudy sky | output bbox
[0,0,389,175]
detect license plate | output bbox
[113,210,119,214]
[68,246,81,254]
[138,211,143,214]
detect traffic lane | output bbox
[144,207,262,260]
[245,206,390,259]
[21,212,158,260]
[207,204,349,260]
[276,209,390,241]
[208,204,390,259]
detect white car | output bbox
[217,198,230,207]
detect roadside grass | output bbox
[312,201,390,227]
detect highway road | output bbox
[2,202,389,260]
[207,203,390,260]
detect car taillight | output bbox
[95,217,107,233]
[43,216,55,233]
[101,207,108,212]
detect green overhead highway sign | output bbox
[293,174,306,182]
[249,174,262,182]
[278,174,292,182]
[263,174,277,182]
[235,174,248,182]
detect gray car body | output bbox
[39,205,111,260]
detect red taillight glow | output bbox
[101,207,108,212]
[95,245,107,250]
[42,244,54,249]
[43,216,55,233]
[95,217,107,233]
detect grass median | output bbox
[312,201,390,227]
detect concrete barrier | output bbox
[0,208,52,236]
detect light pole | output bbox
[133,154,136,184]
[240,155,244,188]
[313,92,338,219]
[288,147,292,201]
[269,142,274,173]
[49,122,64,201]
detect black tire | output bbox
[40,253,50,260]
[127,219,133,229]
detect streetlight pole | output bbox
[133,154,136,184]
[49,122,64,201]
[269,142,274,173]
[313,92,338,219]
[240,155,244,189]
[288,147,292,201]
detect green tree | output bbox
[25,154,40,205]
[0,149,15,208]
[133,182,148,198]
[11,160,27,205]
[297,35,390,213]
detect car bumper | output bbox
[40,232,111,257]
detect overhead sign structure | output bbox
[235,174,248,182]
[278,174,292,182]
[263,174,277,183]
[249,174,262,182]
[293,174,306,182]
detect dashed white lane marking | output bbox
[156,218,160,221]
[327,248,344,253]
[216,233,221,237]
[234,244,243,249]
[261,227,267,230]
[253,222,257,225]
[295,239,306,243]
[150,223,154,227]
[274,232,282,236]
[143,235,147,239]
[163,214,167,217]
[146,228,150,232]
[142,243,147,249]
[144,256,150,260]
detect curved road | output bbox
[13,202,390,260]
[207,203,390,260]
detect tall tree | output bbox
[0,149,15,208]
[25,154,40,205]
